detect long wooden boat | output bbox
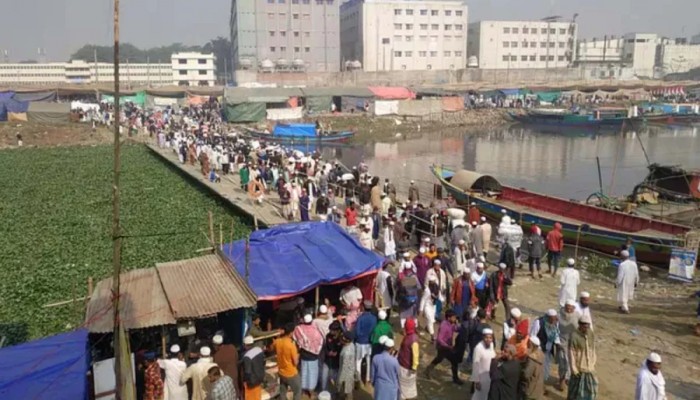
[629,113,700,127]
[509,111,628,129]
[244,127,355,143]
[431,165,693,265]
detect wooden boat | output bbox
[244,123,355,143]
[629,113,700,127]
[431,165,693,265]
[509,110,628,129]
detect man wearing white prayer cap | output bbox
[617,249,640,314]
[529,308,561,383]
[293,312,325,396]
[453,238,469,275]
[371,336,401,399]
[575,291,594,330]
[242,335,266,400]
[522,336,545,399]
[471,326,496,400]
[568,313,597,399]
[635,352,666,400]
[212,333,241,396]
[181,345,216,400]
[558,258,580,307]
[479,216,492,258]
[159,343,188,400]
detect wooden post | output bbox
[574,224,583,259]
[161,326,167,359]
[315,286,320,316]
[208,211,215,245]
[254,216,259,231]
[219,223,223,247]
[229,219,235,257]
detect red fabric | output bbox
[516,319,529,337]
[405,318,417,335]
[367,86,416,100]
[144,362,164,400]
[530,225,539,234]
[345,208,357,226]
[468,207,480,225]
[496,273,504,300]
[546,223,564,252]
[441,96,464,111]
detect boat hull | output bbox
[509,112,627,129]
[431,166,687,265]
[244,129,355,143]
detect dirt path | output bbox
[0,122,113,148]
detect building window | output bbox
[431,10,438,16]
[548,55,554,61]
[405,51,413,57]
[522,41,529,48]
[456,10,463,16]
[503,27,510,34]
[541,28,547,34]
[559,28,566,34]
[269,31,275,37]
[394,35,402,42]
[549,42,555,48]
[503,41,510,48]
[419,35,427,41]
[303,13,310,19]
[394,51,402,57]
[523,27,529,34]
[179,70,187,75]
[431,24,439,30]
[405,35,413,42]
[292,0,299,3]
[559,42,566,48]
[420,9,427,16]
[430,35,438,42]
[455,51,463,56]
[420,24,428,30]
[540,55,546,61]
[405,24,413,29]
[294,31,299,37]
[454,24,463,30]
[530,41,536,48]
[279,12,286,17]
[198,70,207,75]
[394,23,402,29]
[502,55,509,61]
[444,35,452,41]
[511,55,517,61]
[455,35,463,41]
[444,51,452,56]
[419,51,427,57]
[294,47,300,53]
[530,55,536,61]
[512,27,519,34]
[178,59,186,64]
[305,47,310,52]
[549,28,555,34]
[406,9,413,15]
[540,42,547,48]
[304,32,310,37]
[198,59,206,64]
[445,10,452,16]
[278,0,285,3]
[444,24,452,30]
[293,13,299,19]
[394,9,401,15]
[428,51,437,57]
[280,46,286,52]
[558,55,565,61]
[521,55,528,61]
[511,41,518,47]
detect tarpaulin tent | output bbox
[534,91,561,103]
[27,102,70,123]
[305,96,333,114]
[368,86,416,100]
[273,123,316,137]
[223,102,266,123]
[0,329,89,400]
[12,90,57,102]
[101,91,146,106]
[221,222,385,300]
[267,107,303,121]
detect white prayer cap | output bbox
[170,344,181,354]
[384,338,395,348]
[423,237,431,243]
[389,221,395,226]
[482,328,494,335]
[471,202,476,206]
[476,262,485,269]
[458,239,465,245]
[510,308,522,318]
[501,209,507,214]
[410,180,415,184]
[403,252,410,257]
[212,335,223,345]
[546,309,558,317]
[319,391,332,400]
[580,291,591,298]
[471,221,478,226]
[565,299,577,306]
[378,310,387,320]
[434,259,442,265]
[200,346,211,357]
[381,192,386,196]
[379,335,388,345]
[529,336,541,347]
[481,216,487,222]
[243,336,255,345]
[567,258,576,266]
[332,206,337,210]
[479,255,486,262]
[579,314,592,324]
[621,250,630,258]
[498,263,507,269]
[419,247,426,254]
[303,314,313,324]
[647,352,662,363]
[462,268,471,275]
[319,305,329,314]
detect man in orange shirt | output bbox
[546,222,565,277]
[506,319,530,362]
[273,323,301,400]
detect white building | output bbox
[171,52,216,86]
[467,19,577,69]
[621,33,660,78]
[691,34,700,45]
[340,0,468,72]
[656,40,700,76]
[576,36,632,79]
[0,52,216,87]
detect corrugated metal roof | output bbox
[156,254,257,319]
[85,268,175,333]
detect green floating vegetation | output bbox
[0,144,250,342]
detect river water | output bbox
[322,125,700,201]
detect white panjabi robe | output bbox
[558,267,580,307]
[635,363,667,400]
[470,341,497,400]
[617,259,640,305]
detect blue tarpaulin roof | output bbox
[0,329,89,400]
[273,123,316,138]
[221,222,385,300]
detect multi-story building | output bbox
[576,36,630,79]
[656,38,700,76]
[691,33,700,45]
[467,19,577,69]
[340,0,468,72]
[621,33,659,78]
[229,0,340,73]
[0,52,214,87]
[171,52,216,86]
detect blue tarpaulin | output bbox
[221,222,385,300]
[0,329,89,400]
[273,123,316,138]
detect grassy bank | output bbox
[0,144,250,342]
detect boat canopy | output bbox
[450,170,502,192]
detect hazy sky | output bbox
[1,0,699,61]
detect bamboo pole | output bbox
[208,211,215,244]
[315,287,320,317]
[161,326,167,359]
[219,222,223,248]
[574,224,583,259]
